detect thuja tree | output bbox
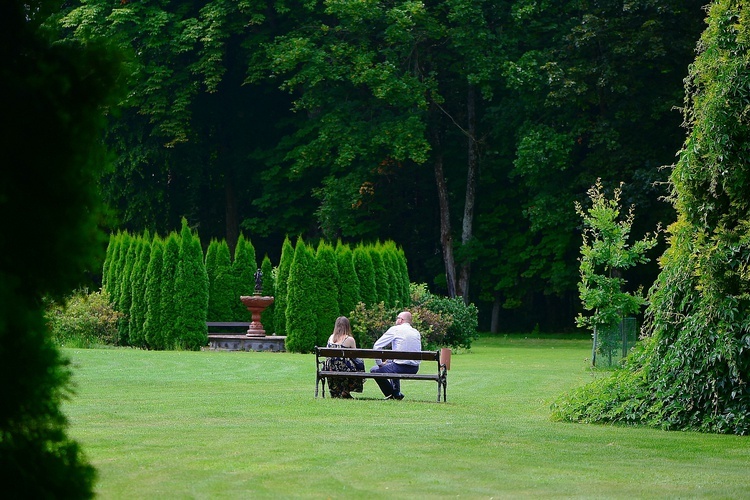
[554,0,750,434]
[369,245,389,307]
[285,237,318,353]
[210,240,236,322]
[1,0,121,492]
[174,220,208,350]
[144,235,164,349]
[102,232,116,292]
[314,241,340,347]
[117,233,137,345]
[204,239,219,303]
[260,255,275,332]
[335,242,360,317]
[160,231,181,348]
[129,232,151,348]
[575,180,659,365]
[381,243,401,308]
[353,245,377,307]
[232,234,256,321]
[395,246,411,307]
[274,236,294,336]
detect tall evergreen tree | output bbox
[285,237,318,352]
[260,255,275,333]
[174,219,209,350]
[380,242,400,308]
[232,233,257,321]
[102,232,116,292]
[104,231,122,298]
[314,241,340,347]
[160,231,181,349]
[210,240,236,322]
[204,239,220,305]
[274,236,294,336]
[368,244,389,306]
[109,231,131,312]
[335,241,360,317]
[396,247,411,307]
[129,231,151,348]
[555,0,750,434]
[144,235,164,349]
[118,234,138,345]
[353,245,377,307]
[2,0,121,491]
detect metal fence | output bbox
[592,317,638,367]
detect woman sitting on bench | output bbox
[324,316,365,398]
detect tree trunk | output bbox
[457,84,478,303]
[490,293,501,333]
[432,129,457,298]
[224,167,239,256]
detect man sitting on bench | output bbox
[370,311,421,400]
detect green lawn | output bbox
[62,335,750,498]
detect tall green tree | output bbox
[353,245,377,307]
[117,232,138,345]
[480,0,706,328]
[210,240,236,322]
[314,241,340,347]
[232,233,256,321]
[58,0,303,247]
[274,236,294,336]
[174,219,209,350]
[575,180,659,363]
[160,231,181,348]
[260,254,275,332]
[1,0,121,492]
[555,0,750,434]
[285,237,317,352]
[335,241,360,317]
[264,0,509,302]
[129,231,151,348]
[144,235,164,349]
[369,244,389,307]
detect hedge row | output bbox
[103,225,409,352]
[103,219,211,350]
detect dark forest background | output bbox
[56,0,709,331]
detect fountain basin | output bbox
[240,295,275,337]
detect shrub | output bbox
[46,289,123,348]
[349,283,476,350]
[413,284,479,350]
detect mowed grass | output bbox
[62,335,750,499]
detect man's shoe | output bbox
[393,393,404,400]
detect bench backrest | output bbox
[316,347,440,363]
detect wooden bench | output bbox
[315,347,448,402]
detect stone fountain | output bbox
[206,268,285,352]
[241,268,275,337]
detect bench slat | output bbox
[318,371,440,380]
[316,347,440,362]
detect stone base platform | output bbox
[207,334,286,352]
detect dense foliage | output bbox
[46,290,123,348]
[54,1,708,331]
[554,0,750,435]
[350,283,478,351]
[1,0,122,493]
[575,180,660,364]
